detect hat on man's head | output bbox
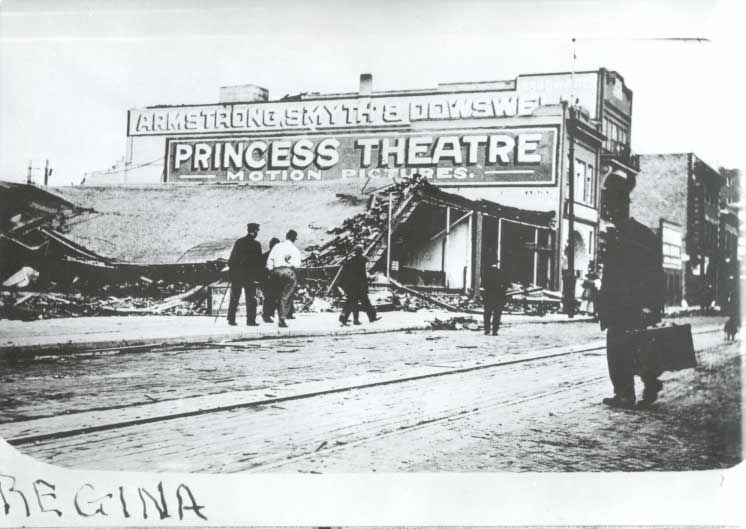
[247,223,260,232]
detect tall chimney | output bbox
[359,73,373,96]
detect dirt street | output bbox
[1,315,740,473]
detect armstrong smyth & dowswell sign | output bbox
[131,90,559,185]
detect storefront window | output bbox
[572,159,595,207]
[575,159,585,201]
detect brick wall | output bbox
[631,154,688,231]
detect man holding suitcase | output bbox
[597,171,665,410]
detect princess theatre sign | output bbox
[128,91,558,185]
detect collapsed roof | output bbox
[0,181,91,236]
[54,182,371,263]
[303,177,556,271]
[2,178,554,284]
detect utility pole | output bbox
[25,159,50,185]
[565,105,577,318]
[564,36,577,318]
[386,192,393,279]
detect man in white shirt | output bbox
[266,229,301,327]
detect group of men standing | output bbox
[227,224,381,328]
[226,223,301,328]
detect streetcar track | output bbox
[4,344,605,445]
[249,375,609,472]
[4,327,720,447]
[32,360,607,471]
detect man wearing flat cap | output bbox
[227,222,263,326]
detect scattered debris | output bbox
[306,297,334,313]
[2,267,40,289]
[303,186,409,268]
[389,278,479,314]
[0,283,211,321]
[429,316,480,331]
[13,292,37,306]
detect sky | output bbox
[0,0,743,186]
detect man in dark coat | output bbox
[338,245,379,325]
[227,223,263,326]
[597,175,665,409]
[261,237,280,323]
[482,263,510,336]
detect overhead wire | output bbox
[86,157,161,176]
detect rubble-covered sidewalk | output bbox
[0,310,593,357]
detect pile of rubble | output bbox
[428,315,481,331]
[303,179,416,268]
[291,282,332,313]
[1,291,102,320]
[504,286,563,315]
[389,282,564,315]
[392,291,480,313]
[1,288,209,321]
[0,274,210,321]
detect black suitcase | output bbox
[629,324,697,376]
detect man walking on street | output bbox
[597,171,665,409]
[482,262,509,336]
[227,222,264,326]
[261,237,280,323]
[338,245,379,326]
[266,229,301,328]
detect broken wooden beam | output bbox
[388,278,481,314]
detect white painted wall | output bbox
[443,220,470,288]
[403,235,442,272]
[402,217,470,289]
[450,186,559,213]
[123,136,166,184]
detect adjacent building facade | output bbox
[631,153,725,307]
[718,167,741,306]
[89,68,638,295]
